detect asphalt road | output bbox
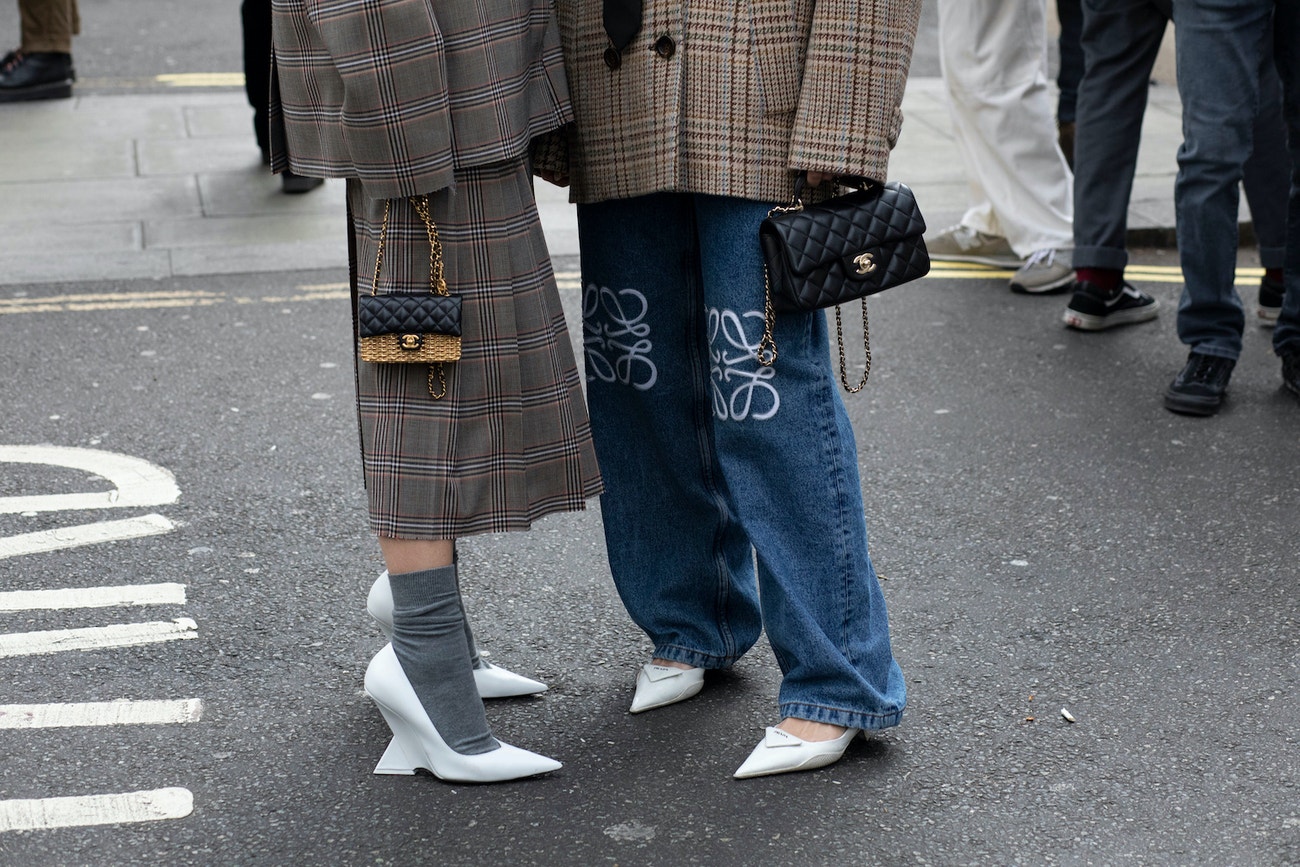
[2,255,1298,865]
[2,0,1299,864]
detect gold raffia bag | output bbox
[358,196,461,398]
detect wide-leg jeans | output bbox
[577,192,906,731]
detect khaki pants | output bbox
[19,0,79,54]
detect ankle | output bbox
[776,718,849,742]
[1076,267,1123,295]
[650,657,694,670]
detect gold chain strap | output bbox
[757,196,871,391]
[368,195,449,399]
[835,299,871,392]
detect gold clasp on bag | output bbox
[853,252,877,275]
[398,333,424,351]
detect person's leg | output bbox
[577,194,763,672]
[1071,0,1168,274]
[240,0,273,158]
[1172,0,1273,362]
[694,194,906,736]
[1269,0,1300,382]
[18,0,78,53]
[935,0,1073,257]
[1242,37,1290,326]
[1056,0,1085,166]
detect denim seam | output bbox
[778,700,905,731]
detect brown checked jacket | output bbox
[268,0,573,199]
[552,0,922,204]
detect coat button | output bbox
[604,47,622,69]
[654,35,676,58]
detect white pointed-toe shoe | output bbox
[733,726,859,779]
[368,571,548,698]
[628,662,705,713]
[364,643,562,782]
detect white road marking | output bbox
[0,787,194,833]
[0,618,198,658]
[0,583,186,612]
[0,514,175,560]
[0,699,203,729]
[0,445,180,514]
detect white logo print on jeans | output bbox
[708,307,779,421]
[583,283,658,391]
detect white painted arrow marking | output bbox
[0,583,186,611]
[0,787,194,832]
[0,699,203,729]
[0,445,180,514]
[0,514,175,560]
[0,618,198,658]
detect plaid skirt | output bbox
[348,160,602,539]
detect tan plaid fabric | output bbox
[269,0,572,199]
[553,0,922,204]
[352,161,602,539]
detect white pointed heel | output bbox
[363,644,562,782]
[733,726,859,779]
[629,662,705,713]
[368,571,548,698]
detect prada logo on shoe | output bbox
[853,252,878,275]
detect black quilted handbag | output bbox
[757,179,930,391]
[357,195,461,398]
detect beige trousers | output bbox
[19,0,79,53]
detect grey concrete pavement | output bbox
[0,76,1193,287]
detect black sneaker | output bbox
[0,50,75,102]
[1063,280,1159,331]
[1164,352,1236,416]
[1282,350,1300,398]
[1257,275,1284,326]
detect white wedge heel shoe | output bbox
[364,643,562,782]
[732,726,859,779]
[629,662,705,713]
[368,571,548,698]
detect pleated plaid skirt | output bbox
[347,159,602,539]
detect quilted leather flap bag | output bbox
[358,195,461,398]
[759,180,930,313]
[756,179,930,392]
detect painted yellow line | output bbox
[155,73,245,88]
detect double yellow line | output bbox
[929,261,1266,285]
[0,284,347,317]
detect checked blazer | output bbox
[268,0,573,199]
[552,0,923,204]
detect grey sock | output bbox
[454,569,485,670]
[388,565,499,755]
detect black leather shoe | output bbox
[0,51,75,102]
[1164,352,1235,416]
[281,170,324,194]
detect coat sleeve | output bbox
[305,0,457,198]
[787,0,922,183]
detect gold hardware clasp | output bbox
[398,333,424,351]
[853,252,877,275]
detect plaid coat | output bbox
[268,0,572,199]
[551,0,922,204]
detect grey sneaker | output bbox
[925,224,1019,266]
[1010,248,1075,294]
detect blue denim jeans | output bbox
[577,193,906,730]
[1173,0,1300,359]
